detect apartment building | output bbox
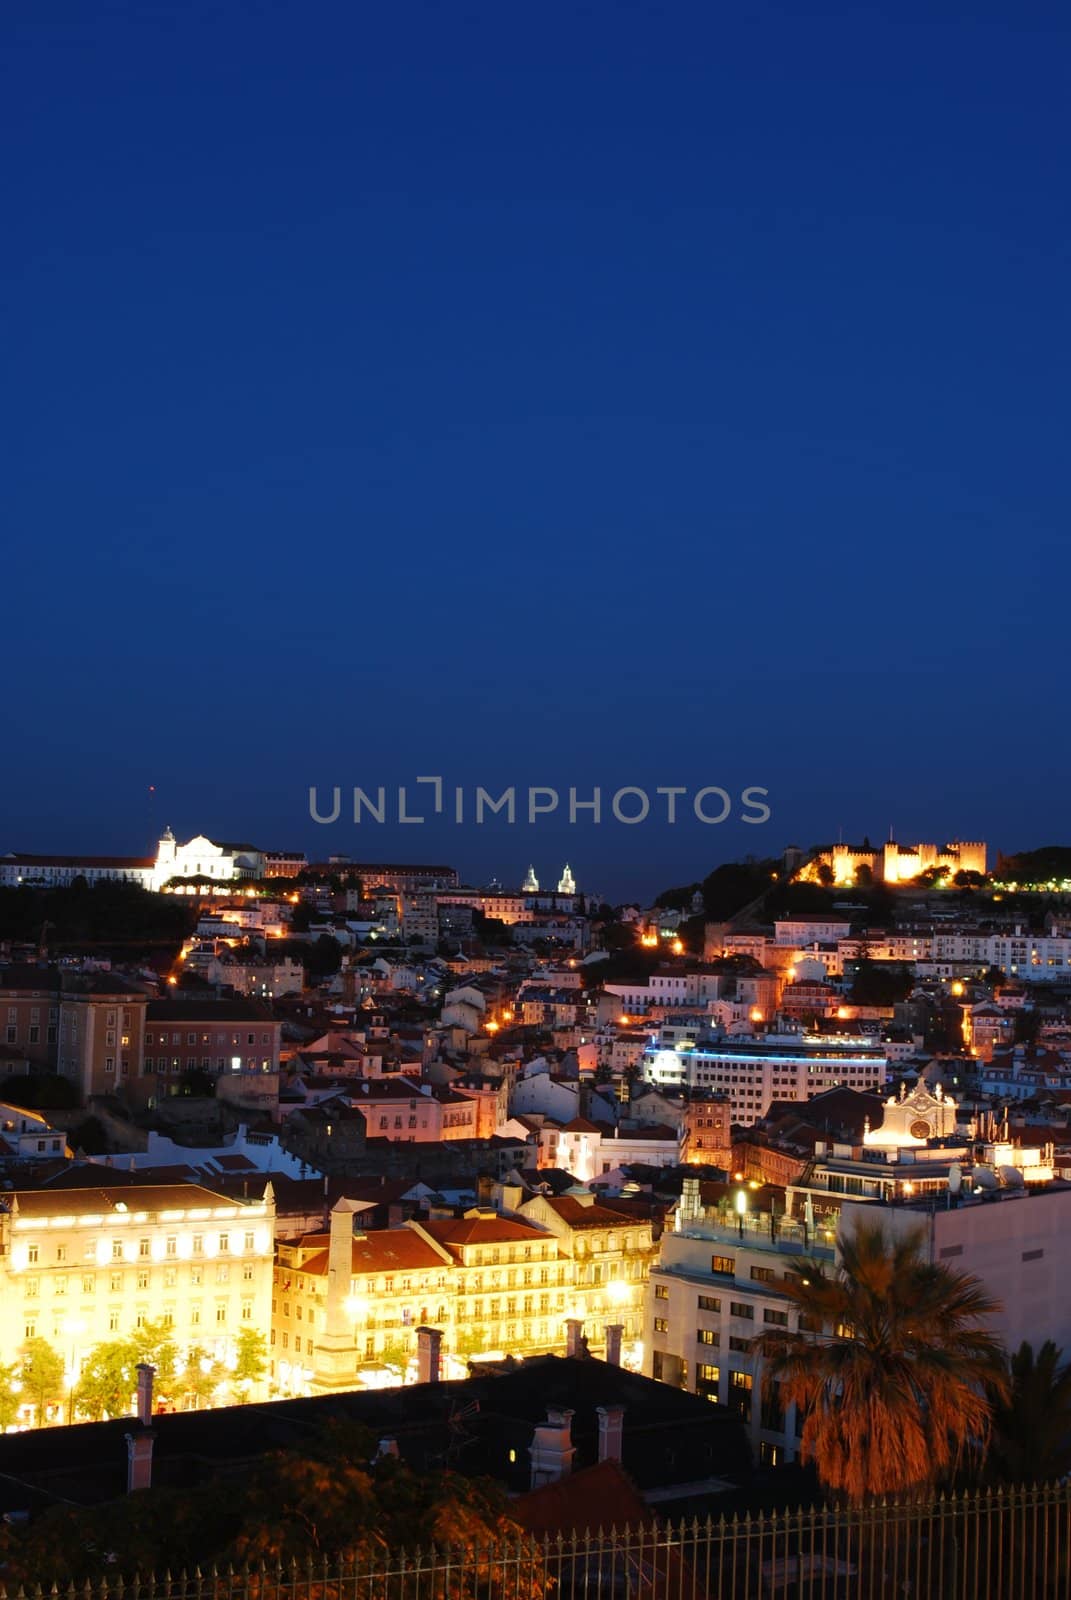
[642,1033,888,1122]
[645,1180,836,1467]
[0,1181,275,1421]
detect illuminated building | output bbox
[277,1194,659,1394]
[152,829,265,891]
[518,1192,656,1361]
[646,1178,835,1468]
[0,1182,275,1422]
[557,864,577,896]
[643,1033,888,1122]
[797,838,987,888]
[522,865,540,893]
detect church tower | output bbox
[152,827,177,892]
[558,864,576,896]
[522,864,539,893]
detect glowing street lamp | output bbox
[62,1315,86,1425]
[735,1189,747,1239]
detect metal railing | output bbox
[4,1481,1071,1598]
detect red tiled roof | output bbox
[294,1231,447,1277]
[418,1215,549,1248]
[513,1460,651,1537]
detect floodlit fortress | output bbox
[796,837,987,887]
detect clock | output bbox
[910,1119,931,1140]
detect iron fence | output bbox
[3,1481,1071,1599]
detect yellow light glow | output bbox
[486,1020,499,1033]
[836,1006,850,1019]
[750,1008,764,1024]
[671,938,684,955]
[619,1014,630,1026]
[951,981,965,997]
[605,1279,631,1305]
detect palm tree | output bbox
[756,1220,1009,1504]
[990,1340,1071,1484]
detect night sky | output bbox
[4,1,1068,901]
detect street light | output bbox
[735,1189,747,1239]
[61,1315,86,1425]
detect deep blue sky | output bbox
[4,0,1068,900]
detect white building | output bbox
[646,1179,833,1468]
[642,1033,888,1122]
[840,1185,1071,1361]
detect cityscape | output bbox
[7,0,1067,1590]
[1,831,1071,1583]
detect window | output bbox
[218,1233,229,1253]
[109,1309,121,1332]
[216,1303,227,1324]
[711,1256,735,1276]
[750,1266,775,1284]
[27,1245,39,1265]
[137,1270,149,1291]
[729,1370,753,1420]
[653,1317,669,1334]
[191,1266,203,1286]
[697,1295,721,1312]
[729,1336,752,1353]
[82,1274,95,1294]
[729,1301,754,1320]
[696,1363,720,1402]
[697,1328,718,1346]
[654,1284,669,1301]
[764,1309,789,1327]
[799,1313,822,1334]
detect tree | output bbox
[174,1343,225,1411]
[0,1362,21,1431]
[233,1328,268,1398]
[756,1221,1008,1504]
[990,1341,1071,1484]
[854,863,874,888]
[74,1340,135,1421]
[816,862,835,887]
[19,1338,66,1426]
[128,1321,178,1394]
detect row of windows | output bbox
[23,1261,258,1295]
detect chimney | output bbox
[135,1363,155,1425]
[597,1405,625,1463]
[416,1325,443,1384]
[564,1318,585,1358]
[125,1428,155,1493]
[604,1324,623,1366]
[529,1407,576,1488]
[476,1172,494,1207]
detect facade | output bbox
[518,1192,655,1362]
[642,1033,888,1122]
[840,1185,1071,1364]
[681,1097,733,1166]
[0,854,155,889]
[0,970,61,1069]
[0,1182,275,1421]
[645,1180,834,1467]
[153,830,264,890]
